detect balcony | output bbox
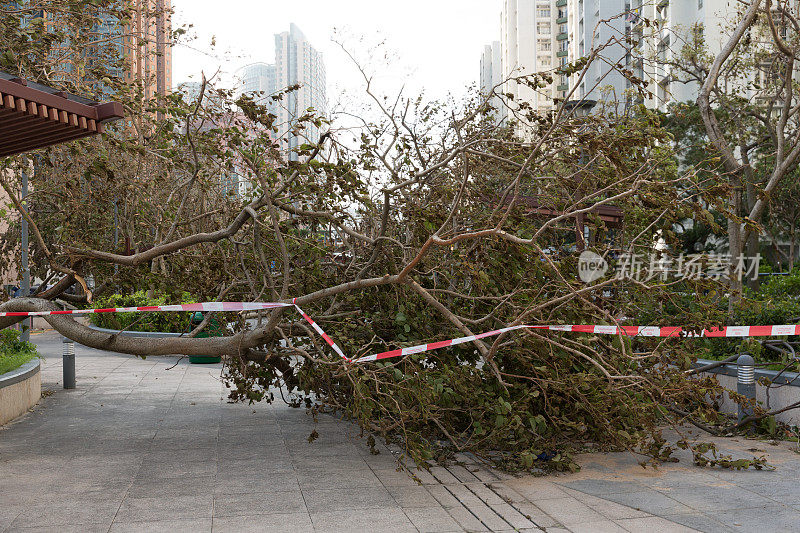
[557,50,568,57]
[556,16,568,24]
[557,84,569,91]
[556,0,567,6]
[557,32,568,41]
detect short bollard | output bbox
[62,336,76,389]
[737,353,755,423]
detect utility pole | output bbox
[20,168,30,343]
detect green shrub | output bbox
[757,268,800,299]
[0,329,39,375]
[701,271,800,362]
[88,291,197,333]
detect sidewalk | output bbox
[0,331,794,532]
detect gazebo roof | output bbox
[0,72,124,157]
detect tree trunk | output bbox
[727,190,744,313]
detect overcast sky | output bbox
[172,0,504,105]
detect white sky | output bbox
[172,0,504,105]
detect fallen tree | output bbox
[0,1,778,471]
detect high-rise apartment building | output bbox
[480,41,505,120]
[499,0,559,113]
[239,62,277,105]
[238,24,327,160]
[632,0,727,112]
[126,0,172,100]
[566,0,628,103]
[45,0,172,100]
[486,0,730,115]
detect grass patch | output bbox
[0,329,38,376]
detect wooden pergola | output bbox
[512,195,624,251]
[0,72,124,157]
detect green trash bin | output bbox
[188,311,223,364]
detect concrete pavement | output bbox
[1,331,797,532]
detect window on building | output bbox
[559,23,568,34]
[537,22,551,34]
[539,40,552,51]
[538,7,550,17]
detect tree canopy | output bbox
[1,0,796,471]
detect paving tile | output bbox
[216,457,295,474]
[660,512,733,533]
[559,478,646,496]
[213,472,300,494]
[426,483,463,509]
[135,458,217,480]
[404,506,464,532]
[309,508,417,532]
[213,491,306,517]
[302,485,396,512]
[385,484,442,508]
[616,516,699,532]
[6,525,110,533]
[8,495,121,528]
[602,490,694,515]
[442,504,490,531]
[713,504,800,531]
[570,520,629,533]
[0,507,21,533]
[296,467,383,490]
[664,486,775,512]
[534,497,607,526]
[560,488,650,519]
[291,454,369,473]
[485,501,536,530]
[442,483,512,531]
[109,518,212,532]
[114,494,213,522]
[211,512,313,532]
[503,478,571,500]
[127,475,216,497]
[513,501,561,528]
[487,482,529,504]
[372,466,424,487]
[463,482,506,506]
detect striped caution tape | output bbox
[292,301,351,362]
[0,301,291,317]
[352,324,800,363]
[2,299,351,362]
[4,301,799,364]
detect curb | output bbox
[695,357,800,387]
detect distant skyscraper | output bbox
[238,23,326,160]
[127,0,172,101]
[480,41,504,122]
[42,0,172,101]
[176,81,202,104]
[239,62,277,104]
[489,0,730,114]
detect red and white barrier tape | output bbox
[6,301,799,364]
[0,301,291,317]
[353,324,800,362]
[292,302,350,362]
